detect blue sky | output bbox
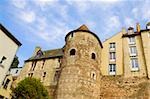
[0,0,150,67]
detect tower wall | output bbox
[57,30,102,99]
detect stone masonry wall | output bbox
[100,76,150,99]
[57,31,102,99]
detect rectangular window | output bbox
[130,46,137,56]
[109,52,116,61]
[3,79,10,89]
[131,58,139,71]
[41,60,45,69]
[30,61,37,71]
[109,64,116,75]
[0,56,7,64]
[110,43,115,49]
[128,37,135,44]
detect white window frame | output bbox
[128,37,135,44]
[109,64,116,75]
[130,58,139,71]
[129,46,137,56]
[109,52,116,61]
[110,43,115,51]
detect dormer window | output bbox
[35,50,43,58]
[146,22,150,29]
[70,49,76,56]
[128,27,134,34]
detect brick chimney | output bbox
[136,23,140,33]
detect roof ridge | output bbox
[43,48,62,52]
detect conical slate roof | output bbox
[77,24,90,31]
[65,24,103,48]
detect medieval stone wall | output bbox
[100,76,150,99]
[57,31,102,99]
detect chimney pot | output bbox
[136,23,140,32]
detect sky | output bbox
[0,0,150,67]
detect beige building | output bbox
[17,23,150,99]
[0,24,21,98]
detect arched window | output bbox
[91,53,96,59]
[91,71,96,80]
[70,49,76,56]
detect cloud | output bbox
[124,17,135,27]
[11,0,27,9]
[20,10,36,23]
[132,8,138,19]
[32,0,58,10]
[108,16,121,29]
[101,15,121,40]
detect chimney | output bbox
[33,46,41,56]
[136,23,140,32]
[128,27,134,34]
[122,27,126,35]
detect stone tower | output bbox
[57,25,103,99]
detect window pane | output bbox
[110,52,116,60]
[109,64,116,72]
[110,43,115,48]
[131,58,139,68]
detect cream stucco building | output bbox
[16,23,150,99]
[0,24,21,99]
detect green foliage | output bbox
[11,55,19,68]
[12,77,49,99]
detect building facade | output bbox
[0,24,21,99]
[16,23,150,99]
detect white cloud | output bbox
[141,0,150,21]
[36,17,48,31]
[32,0,58,10]
[20,10,36,23]
[65,0,91,13]
[124,17,135,27]
[102,15,121,38]
[107,16,121,29]
[11,0,27,9]
[132,8,138,19]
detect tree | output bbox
[11,55,19,68]
[12,77,49,99]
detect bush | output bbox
[12,77,49,99]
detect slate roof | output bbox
[65,24,103,48]
[77,24,89,31]
[25,48,63,62]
